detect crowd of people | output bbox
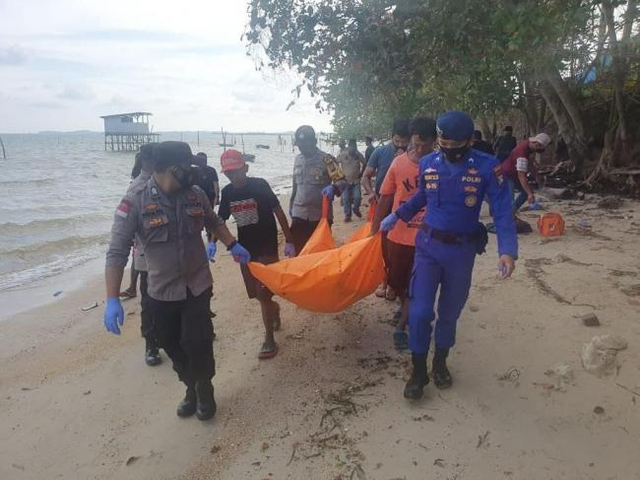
[103,110,552,418]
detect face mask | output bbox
[440,145,469,162]
[171,165,195,189]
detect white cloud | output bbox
[0,0,332,133]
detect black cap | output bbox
[294,125,316,145]
[152,141,195,170]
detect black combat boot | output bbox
[195,380,217,421]
[176,384,197,418]
[404,353,429,400]
[432,347,452,389]
[144,338,162,367]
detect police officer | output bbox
[380,111,518,400]
[104,141,251,420]
[289,125,348,254]
[126,143,163,366]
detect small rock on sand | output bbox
[581,313,600,327]
[582,334,628,377]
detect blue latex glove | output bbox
[104,297,124,335]
[380,213,399,232]
[284,242,296,258]
[230,242,251,264]
[206,240,217,261]
[322,185,335,201]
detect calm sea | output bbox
[0,131,334,292]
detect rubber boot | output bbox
[404,353,429,400]
[195,380,217,421]
[176,385,197,418]
[145,338,162,367]
[432,348,452,389]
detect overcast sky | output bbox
[0,0,333,133]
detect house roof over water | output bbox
[100,112,153,119]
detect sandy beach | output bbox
[1,192,639,480]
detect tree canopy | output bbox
[246,0,639,181]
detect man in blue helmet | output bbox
[380,111,518,400]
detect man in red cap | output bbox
[218,150,296,359]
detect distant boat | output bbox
[256,144,270,150]
[219,142,235,147]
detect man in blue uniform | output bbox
[380,111,518,400]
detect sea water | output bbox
[0,131,326,293]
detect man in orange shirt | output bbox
[371,117,437,350]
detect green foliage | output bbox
[246,0,634,143]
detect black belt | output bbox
[421,225,467,245]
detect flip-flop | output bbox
[375,285,386,298]
[258,343,278,360]
[119,290,136,299]
[393,331,409,351]
[272,303,281,331]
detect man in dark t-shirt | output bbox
[218,150,295,360]
[193,152,220,207]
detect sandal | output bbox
[119,289,137,299]
[393,331,409,351]
[375,285,386,298]
[258,342,278,360]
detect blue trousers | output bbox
[408,230,476,354]
[508,179,528,213]
[342,183,362,217]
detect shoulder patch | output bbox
[116,198,133,219]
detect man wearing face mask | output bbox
[379,111,518,400]
[289,125,348,254]
[500,133,551,214]
[104,141,251,421]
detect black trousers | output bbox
[138,271,155,340]
[149,288,215,386]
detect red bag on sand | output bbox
[248,199,385,313]
[537,212,565,237]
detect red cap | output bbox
[220,149,245,173]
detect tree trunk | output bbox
[540,81,590,174]
[602,0,630,155]
[480,114,493,143]
[545,67,586,139]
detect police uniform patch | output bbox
[144,203,158,212]
[493,165,504,186]
[115,198,132,219]
[462,175,482,183]
[468,168,479,175]
[464,186,478,194]
[148,217,164,228]
[426,182,438,190]
[424,174,439,181]
[465,195,478,207]
[150,186,159,197]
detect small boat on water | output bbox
[218,128,236,148]
[256,144,270,150]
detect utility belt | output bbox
[421,224,488,255]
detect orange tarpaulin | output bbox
[248,199,384,313]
